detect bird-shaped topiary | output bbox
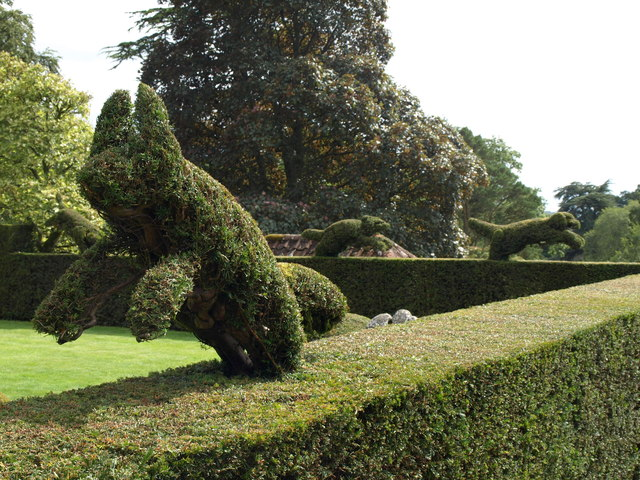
[32,84,324,376]
[468,212,585,261]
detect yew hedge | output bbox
[1,275,639,479]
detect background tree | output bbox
[110,0,485,257]
[0,1,59,72]
[460,127,544,224]
[584,201,640,262]
[0,52,93,227]
[617,184,640,206]
[554,181,617,234]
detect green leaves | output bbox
[460,127,544,225]
[0,52,93,227]
[110,0,486,257]
[90,89,133,157]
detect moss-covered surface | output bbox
[469,213,585,260]
[1,275,639,479]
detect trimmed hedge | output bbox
[2,253,640,322]
[0,224,38,253]
[1,275,639,478]
[0,253,136,325]
[281,256,640,316]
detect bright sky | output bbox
[12,0,640,210]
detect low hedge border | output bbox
[1,275,639,479]
[2,253,640,321]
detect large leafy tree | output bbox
[110,0,485,256]
[0,52,93,226]
[0,0,59,72]
[617,185,640,206]
[460,127,544,224]
[554,181,617,234]
[584,201,640,261]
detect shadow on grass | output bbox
[0,359,266,427]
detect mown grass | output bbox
[0,320,217,400]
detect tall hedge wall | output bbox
[2,253,640,321]
[0,253,135,324]
[1,275,639,479]
[280,257,640,316]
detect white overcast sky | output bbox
[11,0,640,210]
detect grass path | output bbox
[0,320,216,400]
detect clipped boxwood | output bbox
[280,256,640,316]
[0,253,136,325]
[1,275,639,478]
[0,224,38,253]
[3,254,640,321]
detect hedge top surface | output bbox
[2,275,640,475]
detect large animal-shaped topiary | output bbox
[468,212,585,261]
[302,215,394,257]
[33,84,313,376]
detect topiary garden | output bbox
[2,85,640,479]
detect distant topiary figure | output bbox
[33,84,306,376]
[278,263,348,339]
[41,208,101,252]
[302,215,394,256]
[469,212,585,261]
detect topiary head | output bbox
[548,212,581,231]
[360,215,391,236]
[78,84,184,215]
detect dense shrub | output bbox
[3,254,640,321]
[34,85,305,377]
[1,275,639,478]
[278,262,348,338]
[280,256,640,316]
[0,223,38,253]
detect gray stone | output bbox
[391,309,416,324]
[367,313,392,328]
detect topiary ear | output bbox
[90,90,133,157]
[131,83,182,159]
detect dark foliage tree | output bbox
[110,0,485,257]
[459,127,544,224]
[0,1,59,72]
[554,181,617,234]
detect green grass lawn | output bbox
[0,320,217,400]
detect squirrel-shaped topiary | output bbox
[302,215,394,257]
[33,84,345,376]
[468,212,585,261]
